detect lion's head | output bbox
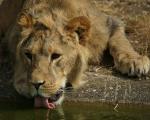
[13,9,91,108]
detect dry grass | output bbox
[94,0,150,57]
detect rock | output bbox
[65,68,150,105]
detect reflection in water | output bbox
[0,102,150,120]
[34,106,87,120]
[34,106,65,120]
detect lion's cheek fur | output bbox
[66,46,90,88]
[13,58,32,97]
[14,78,32,98]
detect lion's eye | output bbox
[25,52,32,61]
[34,22,49,30]
[51,53,61,60]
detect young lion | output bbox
[6,0,150,109]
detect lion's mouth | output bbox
[34,88,63,109]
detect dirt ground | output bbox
[95,0,150,56]
[0,0,150,104]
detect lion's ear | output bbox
[65,16,91,45]
[18,12,33,28]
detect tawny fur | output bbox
[5,0,150,100]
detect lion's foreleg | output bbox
[109,25,150,77]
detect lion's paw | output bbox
[115,55,150,77]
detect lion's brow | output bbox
[37,15,54,29]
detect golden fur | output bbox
[5,0,150,103]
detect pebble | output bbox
[93,89,96,92]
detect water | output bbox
[0,102,150,120]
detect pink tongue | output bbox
[34,97,55,109]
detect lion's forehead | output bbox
[30,32,76,54]
[24,30,65,52]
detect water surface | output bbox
[0,102,150,120]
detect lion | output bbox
[5,0,150,109]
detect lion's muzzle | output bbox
[31,81,45,90]
[34,87,64,109]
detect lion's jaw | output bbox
[14,56,68,108]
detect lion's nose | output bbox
[31,81,45,90]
